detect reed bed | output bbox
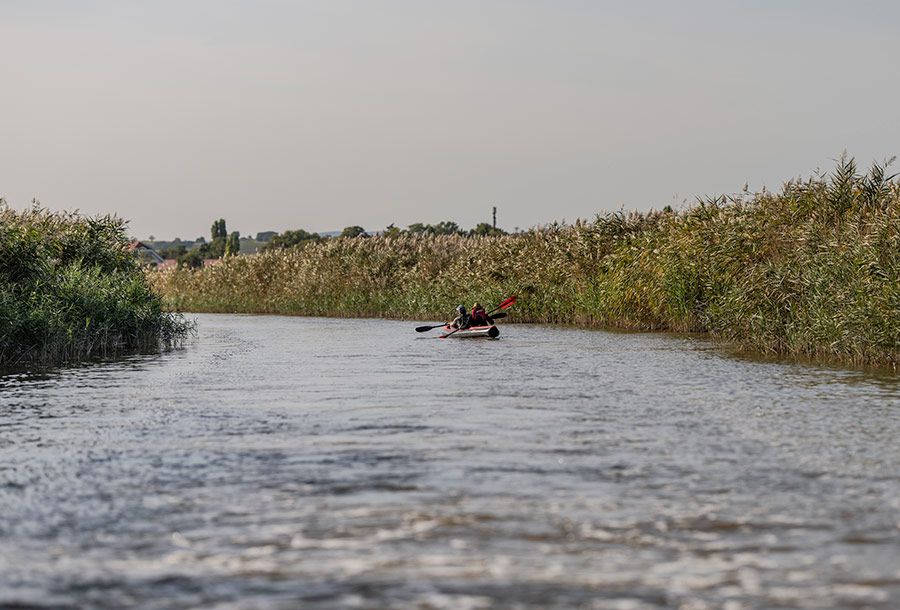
[0,205,191,368]
[152,157,900,366]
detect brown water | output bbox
[1,314,899,609]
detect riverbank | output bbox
[0,205,191,368]
[151,157,900,367]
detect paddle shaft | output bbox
[416,312,507,333]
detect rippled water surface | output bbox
[2,314,900,609]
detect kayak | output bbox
[441,324,500,339]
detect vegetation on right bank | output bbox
[152,156,900,367]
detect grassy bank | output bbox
[151,157,900,366]
[1,205,191,368]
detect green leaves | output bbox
[0,207,190,367]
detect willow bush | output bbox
[152,156,900,366]
[0,204,191,368]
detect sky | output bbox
[2,1,899,241]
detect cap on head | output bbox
[457,305,466,314]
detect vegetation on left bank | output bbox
[0,203,191,368]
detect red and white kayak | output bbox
[441,324,500,339]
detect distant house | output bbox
[155,259,178,272]
[127,241,165,266]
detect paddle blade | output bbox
[496,295,517,310]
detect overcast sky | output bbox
[2,1,899,240]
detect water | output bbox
[2,314,900,609]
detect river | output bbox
[2,314,899,609]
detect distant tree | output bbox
[340,225,368,238]
[262,228,321,251]
[177,249,205,269]
[255,231,278,242]
[159,244,187,259]
[179,221,226,263]
[211,219,227,240]
[470,222,507,237]
[382,223,401,238]
[184,219,233,259]
[430,221,462,235]
[205,237,226,259]
[225,231,241,256]
[405,221,462,236]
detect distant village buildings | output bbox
[127,241,164,266]
[127,241,220,270]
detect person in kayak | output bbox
[449,305,471,329]
[469,302,493,326]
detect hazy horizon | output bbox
[3,1,899,240]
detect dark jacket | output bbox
[450,314,471,329]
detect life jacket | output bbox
[470,306,488,326]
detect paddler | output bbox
[449,305,471,329]
[469,302,492,326]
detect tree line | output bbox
[156,219,508,268]
[156,219,241,268]
[382,221,506,238]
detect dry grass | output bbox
[152,156,900,366]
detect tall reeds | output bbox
[152,156,900,366]
[1,204,191,368]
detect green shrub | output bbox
[0,203,191,367]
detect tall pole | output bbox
[492,206,497,229]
